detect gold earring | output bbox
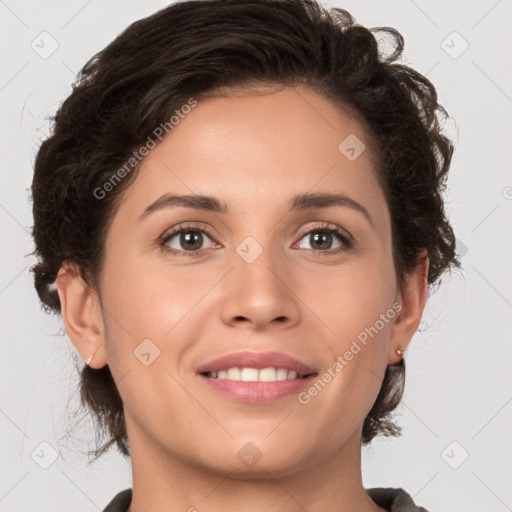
[86,348,98,366]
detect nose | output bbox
[219,245,301,331]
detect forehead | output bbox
[113,86,387,225]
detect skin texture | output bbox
[56,86,428,512]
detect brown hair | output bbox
[30,0,459,460]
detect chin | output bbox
[194,436,322,479]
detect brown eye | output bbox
[178,230,204,251]
[309,231,335,250]
[296,228,351,253]
[161,226,217,255]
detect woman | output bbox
[30,1,459,510]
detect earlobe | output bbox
[388,252,429,365]
[55,263,107,368]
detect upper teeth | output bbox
[208,367,301,382]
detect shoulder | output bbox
[102,488,132,512]
[366,487,431,512]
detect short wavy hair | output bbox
[30,0,459,460]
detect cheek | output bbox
[99,252,222,376]
[300,287,396,444]
[100,247,201,332]
[303,251,396,408]
[310,253,396,348]
[98,260,210,428]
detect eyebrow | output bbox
[138,192,373,226]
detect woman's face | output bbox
[96,86,404,476]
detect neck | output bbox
[126,419,385,512]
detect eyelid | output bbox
[293,222,354,254]
[159,222,220,249]
[160,222,216,240]
[295,221,353,243]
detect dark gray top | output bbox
[102,487,430,511]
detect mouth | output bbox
[196,351,318,404]
[201,367,311,381]
[196,350,316,378]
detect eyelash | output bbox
[159,222,354,257]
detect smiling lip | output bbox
[196,351,316,376]
[196,351,317,404]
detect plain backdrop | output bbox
[1,1,511,511]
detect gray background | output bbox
[1,1,511,510]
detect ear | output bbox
[388,251,429,364]
[55,262,108,369]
